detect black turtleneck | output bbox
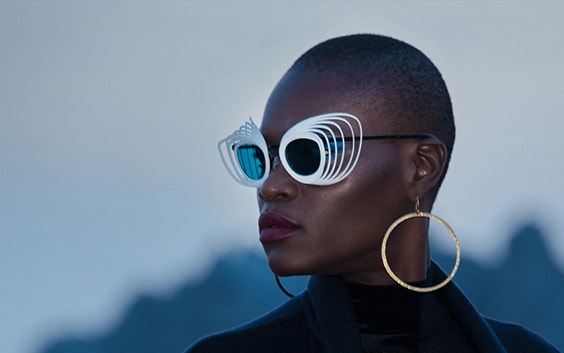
[347,282,423,353]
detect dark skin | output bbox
[257,68,447,286]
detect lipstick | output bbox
[258,212,300,243]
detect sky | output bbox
[1,1,563,353]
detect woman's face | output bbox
[257,70,417,284]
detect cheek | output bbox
[290,176,400,276]
[318,155,405,242]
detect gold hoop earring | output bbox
[275,275,295,298]
[381,197,461,293]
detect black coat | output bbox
[187,263,558,352]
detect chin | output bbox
[265,250,313,277]
[267,259,306,277]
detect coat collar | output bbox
[301,262,508,353]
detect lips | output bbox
[258,211,300,243]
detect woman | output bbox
[187,34,557,352]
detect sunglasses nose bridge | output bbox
[258,154,299,200]
[264,147,279,172]
[268,153,290,181]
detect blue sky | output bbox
[1,2,563,353]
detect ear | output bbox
[410,138,447,200]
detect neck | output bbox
[343,234,430,286]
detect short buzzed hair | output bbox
[287,34,455,197]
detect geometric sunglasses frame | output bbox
[217,112,436,188]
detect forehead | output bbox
[261,70,387,141]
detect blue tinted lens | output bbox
[325,140,344,158]
[237,144,266,180]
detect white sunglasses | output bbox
[218,112,434,187]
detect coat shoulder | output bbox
[486,318,559,353]
[185,297,314,353]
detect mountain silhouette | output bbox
[40,222,563,353]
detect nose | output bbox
[258,157,299,202]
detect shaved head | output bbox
[277,34,455,197]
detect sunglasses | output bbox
[218,112,435,187]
